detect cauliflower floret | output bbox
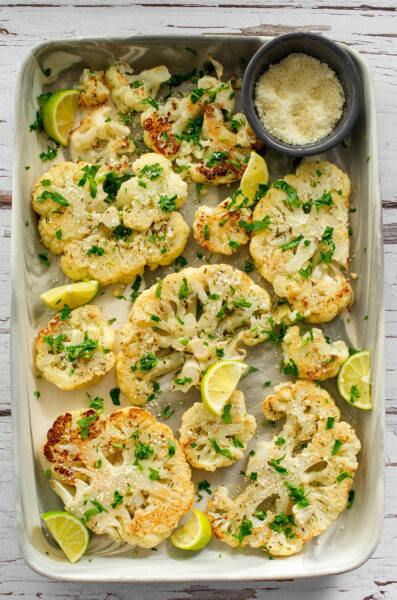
[207,380,360,557]
[61,213,189,285]
[193,195,251,255]
[35,305,115,390]
[282,325,349,380]
[249,161,353,322]
[69,105,133,165]
[105,62,170,112]
[116,264,273,405]
[32,156,190,285]
[78,68,109,107]
[179,391,256,470]
[43,406,194,548]
[115,153,188,230]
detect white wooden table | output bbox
[1,1,396,598]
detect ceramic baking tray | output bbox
[11,35,384,582]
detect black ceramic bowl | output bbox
[242,32,362,156]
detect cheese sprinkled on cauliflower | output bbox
[282,325,349,380]
[249,161,353,322]
[78,68,109,107]
[193,195,251,255]
[70,105,134,166]
[43,406,193,548]
[207,380,360,556]
[116,264,273,405]
[36,305,115,390]
[105,62,170,112]
[179,391,256,470]
[32,155,190,285]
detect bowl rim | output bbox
[242,32,363,156]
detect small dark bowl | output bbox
[242,32,362,156]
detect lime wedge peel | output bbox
[201,360,247,417]
[42,89,80,146]
[41,510,89,563]
[239,151,269,206]
[170,509,212,551]
[40,280,99,310]
[337,350,372,410]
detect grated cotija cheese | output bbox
[254,53,344,146]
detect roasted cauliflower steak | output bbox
[116,264,273,405]
[249,161,353,322]
[35,305,116,390]
[282,325,349,380]
[207,380,360,557]
[43,406,194,548]
[105,62,171,112]
[141,69,261,184]
[193,194,251,255]
[32,155,190,285]
[70,105,135,166]
[179,391,256,471]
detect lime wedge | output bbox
[42,89,80,146]
[41,510,89,563]
[337,351,372,410]
[171,509,212,551]
[240,151,269,206]
[40,280,99,310]
[201,360,247,417]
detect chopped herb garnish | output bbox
[346,490,355,509]
[111,491,124,508]
[159,194,177,213]
[110,387,121,405]
[168,439,176,457]
[284,481,309,507]
[197,480,212,500]
[275,436,285,447]
[273,180,300,208]
[140,352,158,371]
[162,405,175,418]
[209,437,232,460]
[149,467,160,480]
[326,417,335,430]
[281,235,304,252]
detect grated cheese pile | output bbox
[254,53,345,146]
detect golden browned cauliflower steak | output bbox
[179,391,256,470]
[35,305,115,390]
[116,264,274,405]
[207,380,360,557]
[31,155,189,285]
[193,195,251,255]
[282,325,349,380]
[141,65,262,185]
[43,406,194,548]
[249,161,353,322]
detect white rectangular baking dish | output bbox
[11,35,384,581]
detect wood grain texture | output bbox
[1,0,396,597]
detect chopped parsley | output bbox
[36,190,69,207]
[283,359,299,377]
[204,224,210,239]
[130,275,142,304]
[244,260,255,273]
[238,216,271,232]
[168,439,176,457]
[275,436,286,446]
[231,436,244,449]
[281,235,304,252]
[209,437,232,460]
[142,97,159,109]
[159,194,177,212]
[174,376,192,386]
[67,332,98,362]
[336,469,352,483]
[221,402,232,424]
[162,405,175,418]
[103,171,133,203]
[139,162,163,180]
[326,417,335,430]
[284,482,309,507]
[302,190,334,213]
[140,352,158,371]
[77,413,99,440]
[235,518,252,551]
[273,180,300,208]
[206,150,229,167]
[269,512,295,538]
[149,467,160,480]
[347,490,355,509]
[299,262,312,280]
[178,277,189,299]
[78,165,100,198]
[332,439,342,456]
[87,245,104,257]
[110,387,121,406]
[190,88,205,104]
[59,304,70,320]
[268,454,289,475]
[111,491,124,508]
[83,498,108,522]
[197,480,212,500]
